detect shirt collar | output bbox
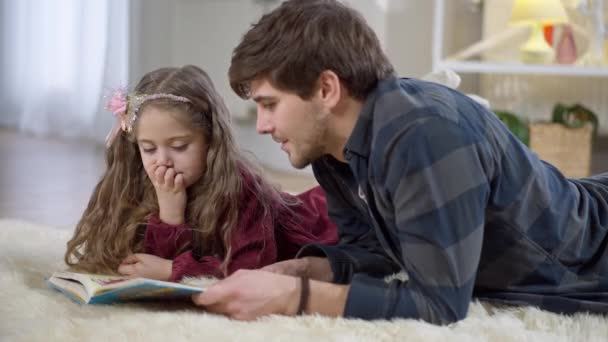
[343,77,400,160]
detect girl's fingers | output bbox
[117,263,137,276]
[165,168,176,188]
[153,166,183,191]
[155,166,167,185]
[174,173,184,190]
[121,254,140,264]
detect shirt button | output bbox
[358,186,367,203]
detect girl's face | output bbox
[135,106,208,188]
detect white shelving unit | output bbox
[437,60,608,77]
[431,0,608,78]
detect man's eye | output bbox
[263,103,276,110]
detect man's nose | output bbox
[256,111,273,135]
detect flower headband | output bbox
[104,88,191,147]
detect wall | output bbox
[129,0,175,84]
[129,0,483,173]
[0,0,17,127]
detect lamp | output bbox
[510,0,569,64]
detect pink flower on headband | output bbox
[103,88,192,148]
[104,88,129,147]
[106,89,128,117]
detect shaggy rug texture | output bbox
[1,218,607,342]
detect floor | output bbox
[0,128,317,230]
[2,128,608,230]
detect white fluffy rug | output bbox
[1,218,607,342]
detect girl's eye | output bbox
[142,147,156,153]
[172,144,188,151]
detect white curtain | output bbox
[0,0,129,143]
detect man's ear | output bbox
[316,70,341,109]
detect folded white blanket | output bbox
[422,68,491,109]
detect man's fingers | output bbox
[194,296,248,320]
[192,284,229,307]
[192,289,218,306]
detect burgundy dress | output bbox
[144,177,337,282]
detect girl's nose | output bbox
[157,150,173,167]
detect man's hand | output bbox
[192,269,300,320]
[193,269,349,320]
[152,166,187,225]
[261,257,333,282]
[261,259,308,276]
[117,253,173,281]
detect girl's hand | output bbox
[118,253,173,281]
[152,165,187,225]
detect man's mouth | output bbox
[273,136,288,149]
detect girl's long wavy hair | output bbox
[65,65,296,276]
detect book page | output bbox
[46,277,89,303]
[51,272,135,297]
[48,271,204,304]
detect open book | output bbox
[47,271,204,304]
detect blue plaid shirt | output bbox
[298,77,608,324]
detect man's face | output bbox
[250,78,329,169]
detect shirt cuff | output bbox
[344,273,418,320]
[296,243,355,284]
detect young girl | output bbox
[65,65,337,282]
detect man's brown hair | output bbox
[229,0,395,101]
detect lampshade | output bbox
[509,0,569,64]
[510,0,568,24]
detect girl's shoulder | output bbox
[236,163,297,211]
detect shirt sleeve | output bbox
[344,117,491,324]
[298,167,401,284]
[144,215,192,259]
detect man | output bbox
[193,0,608,324]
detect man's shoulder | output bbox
[368,77,489,146]
[374,77,458,102]
[369,78,463,130]
[366,79,495,176]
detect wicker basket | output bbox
[528,123,593,178]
